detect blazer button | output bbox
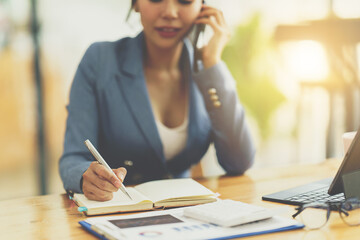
[163,173,173,179]
[213,100,221,108]
[132,174,143,183]
[124,160,133,167]
[208,88,217,95]
[210,94,219,101]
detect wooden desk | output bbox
[2,159,360,239]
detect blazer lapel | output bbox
[117,33,165,164]
[166,41,212,174]
[181,38,211,152]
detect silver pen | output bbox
[84,139,132,200]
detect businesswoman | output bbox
[59,0,255,201]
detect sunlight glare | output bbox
[282,40,329,81]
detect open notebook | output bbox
[73,178,217,216]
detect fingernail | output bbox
[114,180,122,188]
[119,174,124,181]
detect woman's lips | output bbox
[155,27,181,38]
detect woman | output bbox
[59,0,255,201]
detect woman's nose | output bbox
[161,1,178,20]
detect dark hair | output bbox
[131,0,205,9]
[127,0,205,22]
[126,0,136,21]
[131,0,205,7]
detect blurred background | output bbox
[0,0,359,200]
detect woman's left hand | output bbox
[195,5,231,69]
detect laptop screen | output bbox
[328,129,360,195]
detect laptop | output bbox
[262,128,360,206]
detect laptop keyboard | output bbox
[285,187,345,204]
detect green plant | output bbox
[223,14,286,139]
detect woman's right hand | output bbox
[82,162,127,201]
[195,5,231,69]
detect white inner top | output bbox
[155,115,189,161]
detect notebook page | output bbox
[134,178,215,203]
[74,187,152,208]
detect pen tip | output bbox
[127,193,133,200]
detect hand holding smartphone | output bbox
[192,3,231,70]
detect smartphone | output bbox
[192,23,206,72]
[192,0,207,72]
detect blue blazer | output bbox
[59,32,255,193]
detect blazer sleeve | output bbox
[192,61,256,175]
[59,43,101,193]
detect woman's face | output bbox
[135,0,202,50]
